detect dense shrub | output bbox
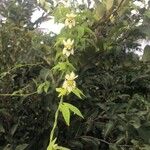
[0,0,150,150]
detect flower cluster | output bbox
[62,13,76,58]
[61,12,78,93]
[62,72,78,93]
[48,10,82,150]
[65,13,76,29]
[63,39,74,57]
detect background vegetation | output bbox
[0,0,150,149]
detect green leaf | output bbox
[129,117,141,129]
[144,10,150,18]
[84,27,97,40]
[72,88,85,99]
[47,138,57,150]
[104,121,114,138]
[0,109,11,117]
[37,0,45,5]
[56,88,67,97]
[37,0,52,12]
[109,144,119,150]
[105,0,114,11]
[15,144,28,150]
[37,83,45,94]
[60,104,70,126]
[77,26,85,38]
[52,62,76,73]
[94,2,106,20]
[0,124,5,133]
[37,81,50,94]
[57,146,70,150]
[44,2,52,12]
[138,126,150,144]
[44,81,50,93]
[81,136,100,149]
[115,135,125,145]
[10,123,19,136]
[39,68,50,80]
[142,144,150,150]
[64,103,84,118]
[142,45,150,62]
[3,144,13,150]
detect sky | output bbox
[33,0,149,34]
[32,0,150,57]
[0,0,149,56]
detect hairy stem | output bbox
[49,96,63,143]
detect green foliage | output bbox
[60,102,83,126]
[0,0,150,150]
[60,103,71,126]
[142,45,150,62]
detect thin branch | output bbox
[0,62,43,79]
[78,136,133,148]
[94,0,126,28]
[32,13,52,28]
[0,91,37,97]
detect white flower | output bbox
[40,41,44,44]
[62,72,78,93]
[15,2,19,6]
[1,18,7,24]
[65,13,76,29]
[63,39,74,57]
[23,24,27,28]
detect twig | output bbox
[78,136,133,148]
[0,91,37,97]
[0,62,43,79]
[94,0,126,28]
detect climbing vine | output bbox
[46,12,84,150]
[37,1,87,149]
[1,0,149,150]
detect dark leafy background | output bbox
[0,0,150,150]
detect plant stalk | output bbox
[49,96,63,143]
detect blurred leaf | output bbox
[52,62,76,73]
[64,103,84,118]
[37,83,45,94]
[129,117,141,129]
[72,88,85,99]
[115,135,125,145]
[138,127,150,144]
[104,121,114,138]
[56,88,67,97]
[39,68,50,80]
[105,0,114,11]
[81,136,100,150]
[15,144,28,150]
[57,146,70,150]
[94,2,106,20]
[47,138,57,150]
[0,123,5,133]
[77,26,85,38]
[0,109,10,117]
[142,45,150,62]
[60,103,70,126]
[10,123,19,136]
[142,144,150,150]
[3,144,12,150]
[44,81,50,93]
[109,144,118,150]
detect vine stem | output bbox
[49,96,63,143]
[0,62,43,79]
[0,92,37,97]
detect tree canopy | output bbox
[0,0,150,150]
